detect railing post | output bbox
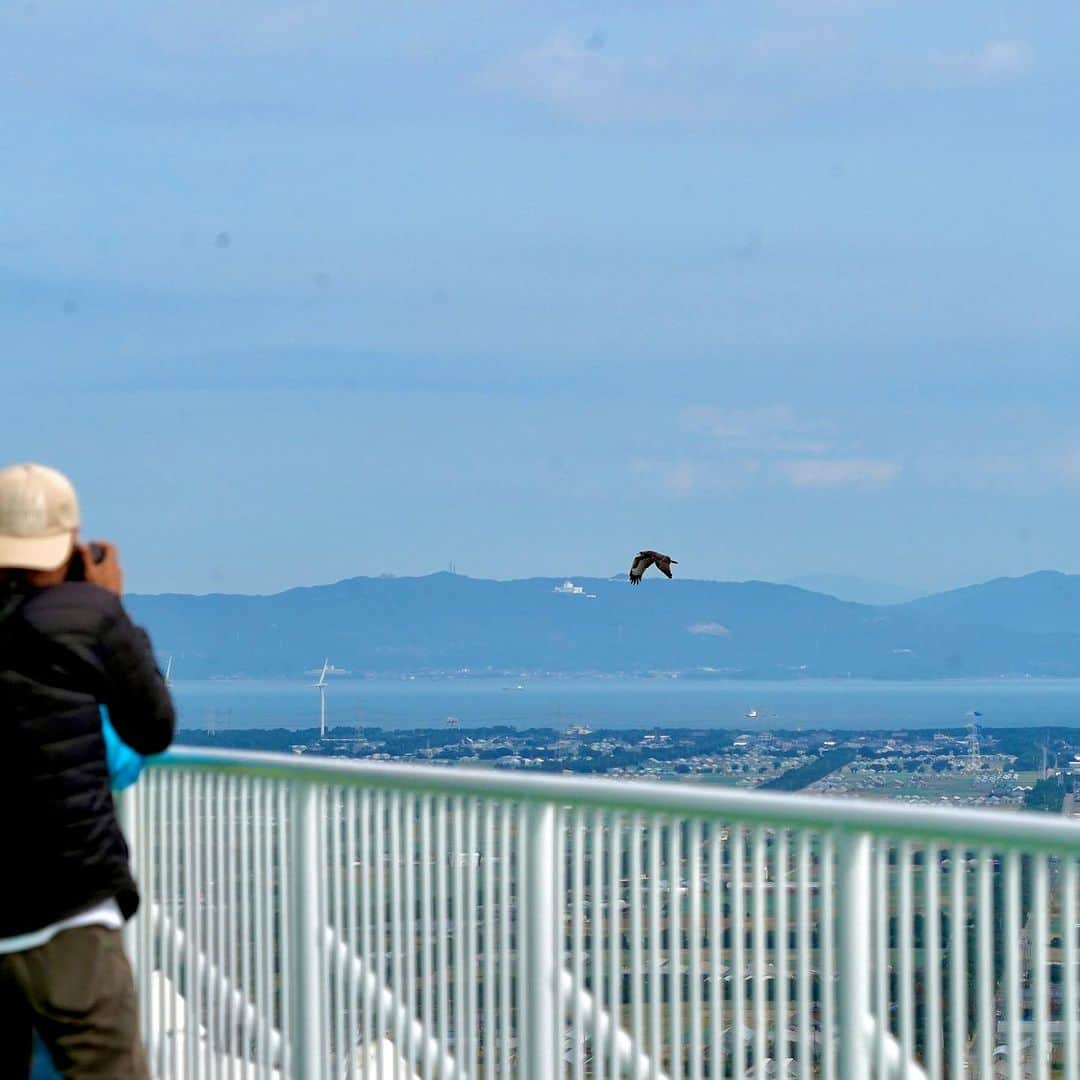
[837,830,872,1080]
[522,802,558,1080]
[115,786,138,962]
[289,782,326,1079]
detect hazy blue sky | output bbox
[3,1,1080,594]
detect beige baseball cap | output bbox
[0,463,80,570]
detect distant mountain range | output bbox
[125,570,1080,680]
[899,570,1080,635]
[783,574,927,606]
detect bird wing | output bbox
[655,555,674,579]
[629,551,656,583]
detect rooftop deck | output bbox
[119,747,1080,1079]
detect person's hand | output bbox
[80,541,124,597]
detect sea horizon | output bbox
[169,675,1080,733]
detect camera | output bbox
[67,543,106,582]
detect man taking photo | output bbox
[0,463,175,1078]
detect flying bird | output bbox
[629,550,677,585]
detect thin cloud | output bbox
[481,36,632,123]
[688,622,732,637]
[630,457,760,496]
[666,461,697,495]
[779,458,899,488]
[683,404,831,455]
[929,40,1033,85]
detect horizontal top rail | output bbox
[152,745,1080,853]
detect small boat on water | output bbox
[745,709,759,719]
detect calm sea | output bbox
[171,677,1080,733]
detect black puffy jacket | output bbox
[0,581,175,937]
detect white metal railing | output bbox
[117,747,1080,1080]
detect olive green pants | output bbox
[0,925,149,1079]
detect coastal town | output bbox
[181,722,1080,814]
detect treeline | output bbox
[1024,776,1066,812]
[756,747,857,792]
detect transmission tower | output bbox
[966,721,981,772]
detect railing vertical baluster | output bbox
[346,787,359,1080]
[277,782,292,1078]
[594,808,606,1080]
[199,774,211,1076]
[572,809,585,1080]
[1063,856,1078,1080]
[203,777,212,1080]
[334,787,347,1078]
[521,801,557,1080]
[405,795,419,1080]
[833,825,868,1080]
[195,774,209,1076]
[416,796,429,1080]
[649,815,663,1079]
[688,819,702,1080]
[796,831,810,1080]
[610,812,623,1080]
[898,839,914,1068]
[390,792,406,1080]
[172,774,184,1079]
[948,844,966,1080]
[183,772,197,1080]
[873,842,888,1079]
[155,776,166,1078]
[516,803,528,1079]
[203,775,215,1078]
[288,780,326,1079]
[115,786,136,970]
[835,830,870,1080]
[214,773,226,1079]
[498,805,511,1080]
[130,783,151,1058]
[375,791,388,1080]
[631,815,645,1078]
[731,825,746,1080]
[1005,849,1021,1080]
[172,772,183,1080]
[238,777,251,1080]
[751,826,765,1080]
[253,780,265,1077]
[361,790,374,1080]
[822,833,837,1080]
[1032,853,1049,1080]
[467,799,480,1080]
[135,781,153,1064]
[452,798,467,1075]
[556,807,568,1079]
[319,787,332,1069]
[774,829,788,1080]
[156,778,166,1077]
[484,802,496,1080]
[976,848,993,1080]
[670,819,683,1080]
[436,798,451,1079]
[709,823,723,1080]
[924,842,942,1080]
[226,775,239,1078]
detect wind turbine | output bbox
[313,659,330,739]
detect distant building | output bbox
[553,580,597,598]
